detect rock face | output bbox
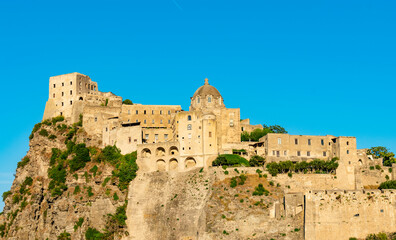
[125,168,304,240]
[0,123,126,240]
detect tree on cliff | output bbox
[122,99,133,105]
[367,146,396,167]
[241,124,287,142]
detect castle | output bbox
[42,73,362,177]
[40,73,396,239]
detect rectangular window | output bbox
[297,151,301,156]
[94,117,97,122]
[61,102,64,106]
[155,134,158,142]
[284,151,287,156]
[70,101,72,105]
[323,151,327,157]
[168,110,171,115]
[347,141,349,145]
[152,110,154,114]
[53,93,55,98]
[70,90,72,95]
[62,82,64,86]
[62,92,64,97]
[188,133,192,139]
[164,134,168,141]
[144,120,146,124]
[128,110,131,115]
[347,150,350,154]
[136,110,138,114]
[168,120,171,124]
[53,84,56,88]
[276,151,280,157]
[145,134,149,140]
[160,120,163,124]
[152,120,154,124]
[272,151,276,156]
[278,138,282,144]
[209,132,212,137]
[129,137,131,143]
[144,110,146,114]
[307,151,311,156]
[321,139,324,145]
[160,110,162,115]
[295,138,298,145]
[70,81,72,85]
[308,139,311,145]
[136,120,138,123]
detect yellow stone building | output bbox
[42,73,363,178]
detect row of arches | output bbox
[141,146,179,158]
[156,157,196,171]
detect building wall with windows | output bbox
[120,104,181,128]
[258,133,357,163]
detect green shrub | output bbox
[74,217,84,231]
[212,154,250,167]
[389,168,393,173]
[87,187,94,197]
[12,194,21,204]
[48,163,67,197]
[249,155,265,166]
[69,143,91,172]
[375,165,381,170]
[85,227,104,240]
[73,186,81,195]
[97,145,122,164]
[365,232,388,240]
[29,122,42,140]
[2,191,12,201]
[17,156,30,169]
[252,184,269,196]
[57,124,68,131]
[112,204,127,226]
[19,176,33,194]
[113,193,119,201]
[52,116,65,125]
[241,125,287,141]
[266,158,339,176]
[370,166,375,170]
[0,222,6,237]
[89,165,98,177]
[288,172,292,178]
[57,231,71,240]
[122,99,133,105]
[379,180,396,189]
[102,177,111,187]
[230,177,237,188]
[112,152,138,190]
[48,134,57,140]
[20,198,28,209]
[39,129,49,137]
[349,238,357,240]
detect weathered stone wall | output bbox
[305,190,396,240]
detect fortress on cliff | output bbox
[37,72,396,239]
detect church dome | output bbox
[192,78,222,99]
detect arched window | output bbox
[188,115,192,121]
[208,97,212,103]
[187,124,192,130]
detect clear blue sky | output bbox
[1,0,395,209]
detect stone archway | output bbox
[170,146,179,155]
[156,147,166,157]
[185,157,196,169]
[141,148,151,158]
[156,159,166,171]
[169,158,178,171]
